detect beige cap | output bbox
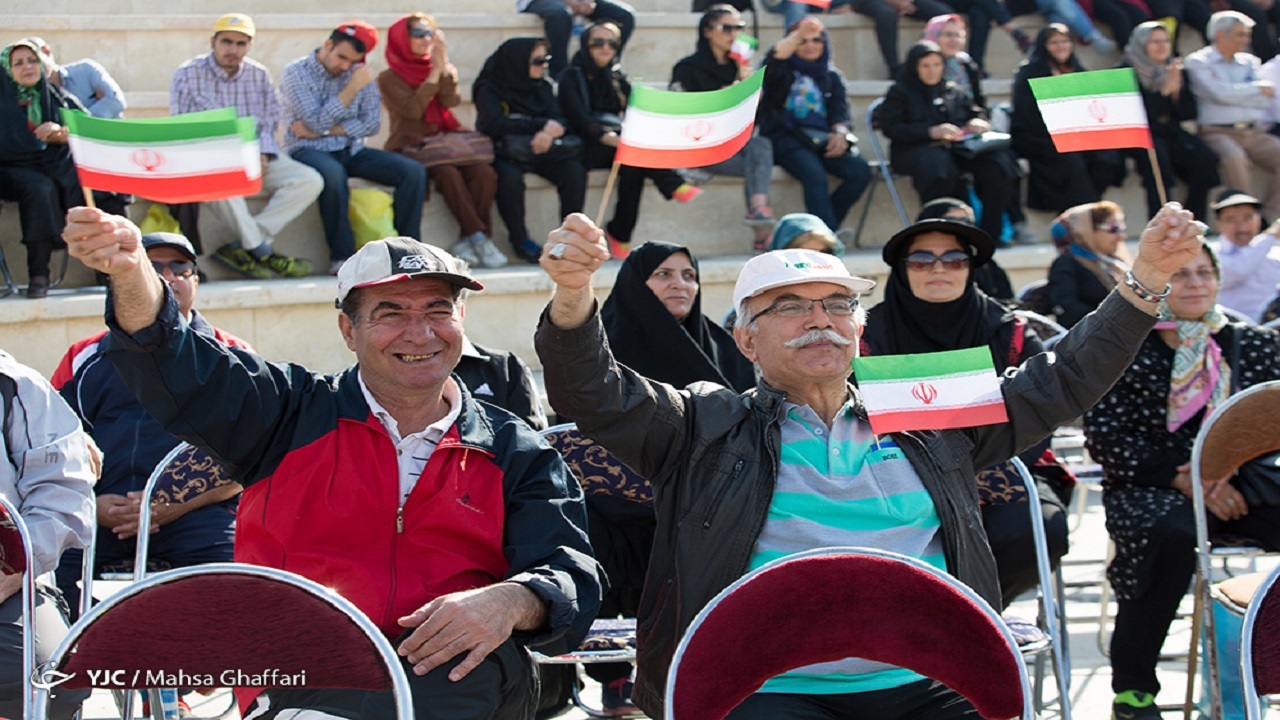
[213,13,256,38]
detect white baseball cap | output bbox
[732,249,876,310]
[335,237,483,306]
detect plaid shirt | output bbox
[277,49,381,153]
[170,54,281,156]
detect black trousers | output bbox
[723,678,980,719]
[584,143,683,245]
[493,156,586,247]
[0,149,81,277]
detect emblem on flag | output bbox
[1027,68,1153,152]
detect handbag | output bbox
[792,126,859,156]
[1226,326,1280,506]
[401,131,494,169]
[952,131,1012,159]
[497,133,584,165]
[591,112,624,133]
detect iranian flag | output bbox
[852,347,1008,435]
[1028,68,1152,152]
[729,34,758,64]
[615,68,764,169]
[62,107,262,204]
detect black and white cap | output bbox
[335,237,483,305]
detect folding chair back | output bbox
[853,96,910,248]
[1188,381,1280,717]
[1015,280,1053,318]
[1259,290,1280,324]
[665,547,1033,720]
[35,563,414,719]
[1241,562,1280,719]
[1013,310,1067,347]
[134,442,238,581]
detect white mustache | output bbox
[784,329,855,348]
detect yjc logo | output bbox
[30,661,75,690]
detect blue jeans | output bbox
[765,0,855,28]
[1033,0,1099,39]
[775,145,871,231]
[523,0,636,77]
[290,146,427,261]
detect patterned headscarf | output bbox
[921,14,974,99]
[1125,21,1171,93]
[1153,242,1231,432]
[2,40,45,127]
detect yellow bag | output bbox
[138,203,181,235]
[348,188,396,250]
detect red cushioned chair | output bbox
[537,423,648,717]
[0,495,37,720]
[1241,562,1280,719]
[32,563,414,720]
[665,547,1034,720]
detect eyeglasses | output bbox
[151,260,196,278]
[749,295,858,324]
[1170,267,1218,284]
[1095,222,1126,234]
[800,36,825,45]
[903,250,971,272]
[529,55,553,66]
[588,38,621,49]
[408,26,435,39]
[710,22,747,33]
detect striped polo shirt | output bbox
[748,399,946,695]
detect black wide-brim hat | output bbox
[881,218,996,268]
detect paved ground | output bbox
[76,480,1276,719]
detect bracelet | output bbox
[1123,269,1172,303]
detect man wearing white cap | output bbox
[170,13,322,279]
[60,208,602,719]
[535,208,1203,719]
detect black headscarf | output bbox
[670,8,740,91]
[569,23,629,114]
[1025,23,1083,75]
[862,233,1015,364]
[899,41,946,91]
[472,37,558,118]
[601,242,756,392]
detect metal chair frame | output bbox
[853,97,909,248]
[1240,562,1280,719]
[664,547,1036,720]
[33,563,415,720]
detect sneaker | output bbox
[676,167,714,186]
[607,231,630,260]
[1087,33,1116,54]
[262,253,313,278]
[601,677,640,717]
[672,183,702,203]
[1012,27,1033,53]
[1012,222,1039,245]
[513,239,543,264]
[752,227,772,254]
[743,205,776,228]
[1112,690,1160,720]
[472,235,510,269]
[834,227,855,251]
[25,275,48,299]
[450,235,481,266]
[328,259,346,276]
[213,245,272,279]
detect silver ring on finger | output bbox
[549,242,569,259]
[1226,498,1235,506]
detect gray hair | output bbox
[1208,11,1254,42]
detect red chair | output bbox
[32,563,414,720]
[665,547,1034,720]
[1241,562,1280,719]
[0,495,37,720]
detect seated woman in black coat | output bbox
[474,37,586,264]
[1,40,88,298]
[1011,24,1124,213]
[880,41,1019,246]
[1121,21,1219,221]
[1048,200,1131,327]
[559,21,699,259]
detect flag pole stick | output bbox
[596,161,621,227]
[1146,147,1168,207]
[81,186,97,209]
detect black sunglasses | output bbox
[903,250,971,272]
[710,22,746,33]
[588,38,621,49]
[408,26,435,39]
[151,259,197,278]
[530,55,553,66]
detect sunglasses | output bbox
[408,26,435,39]
[903,250,971,272]
[710,22,746,33]
[530,55,553,66]
[1095,222,1126,234]
[588,38,621,49]
[151,259,197,278]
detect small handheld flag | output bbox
[729,34,758,65]
[852,348,1009,435]
[1027,68,1152,153]
[615,68,765,169]
[62,107,262,204]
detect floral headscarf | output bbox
[921,14,973,99]
[2,40,46,127]
[1154,241,1231,432]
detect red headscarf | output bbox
[385,15,460,133]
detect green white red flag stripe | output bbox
[62,108,262,204]
[729,34,758,64]
[852,347,1008,435]
[1028,68,1152,152]
[615,68,764,169]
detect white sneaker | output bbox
[450,235,481,267]
[472,235,509,269]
